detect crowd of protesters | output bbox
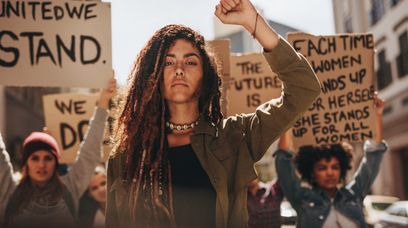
[0,78,115,228]
[0,0,390,227]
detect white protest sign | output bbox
[0,0,112,88]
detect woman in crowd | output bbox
[275,95,387,228]
[106,0,320,227]
[78,164,108,228]
[0,78,116,228]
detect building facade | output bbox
[333,0,408,199]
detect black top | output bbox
[167,144,216,228]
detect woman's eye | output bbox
[44,156,53,161]
[186,60,197,65]
[31,156,39,161]
[164,61,173,66]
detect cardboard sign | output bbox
[43,92,111,164]
[287,33,376,148]
[207,40,230,79]
[0,0,112,88]
[207,40,230,114]
[227,53,282,115]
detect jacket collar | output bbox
[312,186,351,200]
[193,114,218,137]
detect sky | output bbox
[107,0,335,85]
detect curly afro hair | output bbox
[294,142,353,186]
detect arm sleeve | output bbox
[274,149,302,209]
[240,36,321,162]
[0,133,18,222]
[346,139,388,199]
[61,107,108,206]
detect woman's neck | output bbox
[325,188,337,198]
[167,102,200,124]
[99,201,106,214]
[31,180,49,189]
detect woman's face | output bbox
[26,150,57,187]
[313,156,341,191]
[88,173,107,203]
[162,39,203,105]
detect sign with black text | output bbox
[287,33,376,148]
[43,93,111,164]
[227,53,282,115]
[0,0,112,88]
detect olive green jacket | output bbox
[106,36,321,228]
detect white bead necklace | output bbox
[165,118,199,131]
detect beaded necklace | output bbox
[165,118,199,131]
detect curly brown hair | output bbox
[113,24,223,226]
[294,142,353,187]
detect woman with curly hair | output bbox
[275,95,388,228]
[106,0,321,227]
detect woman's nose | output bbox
[327,168,334,176]
[175,63,185,78]
[38,160,46,168]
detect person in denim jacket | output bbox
[275,94,388,228]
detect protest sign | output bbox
[227,53,282,115]
[207,40,230,79]
[207,39,230,114]
[0,0,112,88]
[287,32,376,148]
[43,92,111,164]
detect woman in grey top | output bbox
[276,95,387,228]
[0,78,116,228]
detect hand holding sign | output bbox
[278,130,291,151]
[373,93,384,144]
[97,76,117,110]
[373,93,385,116]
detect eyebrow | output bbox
[166,53,201,59]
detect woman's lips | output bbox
[171,83,188,87]
[36,170,48,176]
